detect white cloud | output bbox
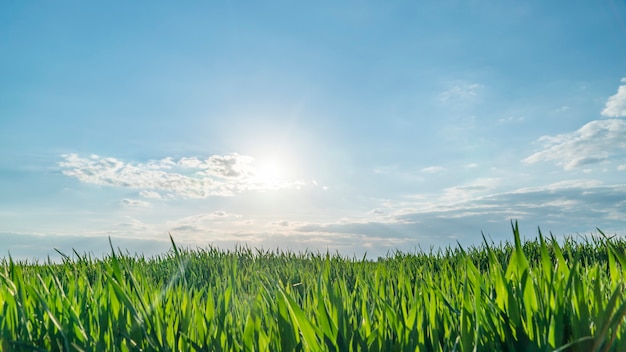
[498,115,525,123]
[602,78,626,117]
[442,178,500,202]
[59,153,308,198]
[618,165,626,171]
[139,190,162,199]
[439,83,484,102]
[121,198,150,207]
[421,166,445,173]
[368,208,386,215]
[177,157,204,168]
[514,179,603,192]
[203,154,256,179]
[554,106,570,113]
[167,211,244,233]
[212,210,230,217]
[522,119,626,170]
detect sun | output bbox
[253,157,291,189]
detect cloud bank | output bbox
[6,178,625,260]
[293,180,626,248]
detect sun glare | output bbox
[253,157,290,188]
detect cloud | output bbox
[59,153,308,198]
[139,190,162,199]
[439,83,484,102]
[296,221,415,243]
[554,106,570,113]
[292,180,626,249]
[602,78,626,117]
[121,198,150,207]
[202,154,255,179]
[421,166,445,173]
[522,119,626,170]
[166,211,245,234]
[277,220,290,226]
[368,208,386,215]
[8,179,625,260]
[441,178,500,202]
[498,115,525,124]
[212,210,230,217]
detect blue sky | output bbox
[2,0,626,260]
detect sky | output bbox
[1,0,626,261]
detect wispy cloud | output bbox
[602,78,626,117]
[167,211,244,234]
[498,115,525,124]
[522,119,626,170]
[441,178,500,202]
[439,82,484,102]
[59,153,308,198]
[368,208,387,215]
[121,198,150,207]
[139,190,162,199]
[554,106,570,113]
[421,166,445,173]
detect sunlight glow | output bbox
[252,157,291,189]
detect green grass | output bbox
[1,222,626,351]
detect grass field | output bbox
[1,222,626,351]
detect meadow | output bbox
[1,222,626,351]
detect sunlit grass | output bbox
[1,222,626,351]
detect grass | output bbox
[1,222,626,351]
